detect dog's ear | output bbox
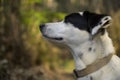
[83,11,112,35]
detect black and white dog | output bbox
[39,11,120,80]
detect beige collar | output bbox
[73,54,113,78]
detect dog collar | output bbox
[73,54,113,78]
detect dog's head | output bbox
[40,11,112,46]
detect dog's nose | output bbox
[39,24,45,32]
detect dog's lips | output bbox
[43,35,63,40]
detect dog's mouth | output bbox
[43,35,63,41]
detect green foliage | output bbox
[19,0,67,67]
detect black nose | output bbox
[39,24,45,32]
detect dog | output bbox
[39,11,120,80]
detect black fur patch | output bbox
[64,13,88,31]
[83,11,107,28]
[90,76,93,80]
[88,47,92,51]
[64,11,107,33]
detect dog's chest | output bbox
[77,76,93,80]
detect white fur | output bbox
[79,12,83,16]
[41,13,120,80]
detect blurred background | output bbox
[0,0,120,80]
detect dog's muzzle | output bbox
[39,24,63,41]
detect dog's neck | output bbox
[69,31,115,70]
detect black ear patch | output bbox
[64,11,110,34]
[83,11,107,33]
[64,13,88,31]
